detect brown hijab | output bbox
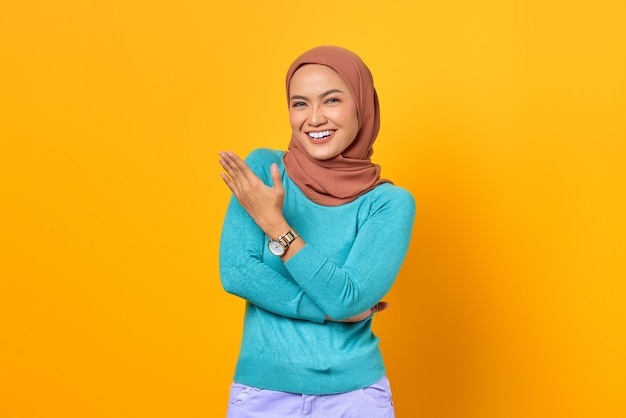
[283,46,390,206]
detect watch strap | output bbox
[275,227,299,249]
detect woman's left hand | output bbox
[219,151,288,237]
[327,301,389,323]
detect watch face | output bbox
[268,240,285,256]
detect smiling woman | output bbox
[218,46,416,417]
[288,65,359,160]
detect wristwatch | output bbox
[268,227,299,257]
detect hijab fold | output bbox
[283,46,391,206]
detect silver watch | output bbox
[268,227,299,257]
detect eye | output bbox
[291,101,306,108]
[325,97,340,104]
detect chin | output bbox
[307,150,338,161]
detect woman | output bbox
[219,45,415,417]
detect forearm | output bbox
[284,246,388,320]
[284,199,416,320]
[220,264,326,322]
[219,198,326,323]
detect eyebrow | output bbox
[290,89,345,101]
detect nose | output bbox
[308,105,327,126]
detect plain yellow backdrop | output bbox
[1,1,625,417]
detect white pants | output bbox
[226,375,395,418]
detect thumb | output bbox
[270,163,284,191]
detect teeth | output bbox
[308,130,333,139]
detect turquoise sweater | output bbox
[219,149,415,395]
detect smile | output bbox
[307,130,335,141]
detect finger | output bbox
[219,152,248,185]
[220,176,236,195]
[218,160,242,196]
[224,151,259,184]
[270,163,284,191]
[221,155,261,198]
[373,301,389,313]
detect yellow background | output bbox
[1,1,625,417]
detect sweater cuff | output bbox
[285,244,325,281]
[287,245,327,323]
[285,244,331,297]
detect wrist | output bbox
[264,221,292,240]
[267,226,300,257]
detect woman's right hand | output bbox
[219,151,289,238]
[326,301,388,323]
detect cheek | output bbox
[338,107,359,134]
[335,101,357,122]
[289,112,303,131]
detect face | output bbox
[288,64,359,161]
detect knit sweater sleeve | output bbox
[218,149,326,323]
[285,187,416,321]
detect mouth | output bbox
[306,130,336,143]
